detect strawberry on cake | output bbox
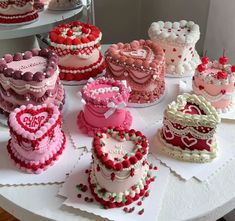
[157,93,220,163]
[0,48,64,116]
[192,53,235,113]
[49,21,105,83]
[89,128,155,208]
[7,103,66,174]
[105,40,165,106]
[148,20,200,77]
[77,77,132,136]
[0,0,38,25]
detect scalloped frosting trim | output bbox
[92,128,149,171]
[157,130,217,163]
[105,39,164,73]
[166,93,220,127]
[195,60,235,85]
[148,20,200,45]
[0,0,32,9]
[49,21,102,49]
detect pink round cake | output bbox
[0,48,64,116]
[7,103,66,174]
[89,128,155,208]
[0,0,38,25]
[105,40,165,106]
[192,55,235,113]
[49,21,105,82]
[77,77,132,136]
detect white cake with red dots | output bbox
[89,128,155,208]
[148,20,200,77]
[192,53,235,113]
[48,0,81,11]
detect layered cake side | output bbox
[49,21,105,82]
[105,40,165,106]
[0,48,64,116]
[148,20,200,77]
[89,128,155,208]
[7,103,66,174]
[158,93,220,163]
[77,77,132,136]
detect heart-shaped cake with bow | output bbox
[105,40,166,106]
[0,48,64,116]
[7,103,66,174]
[158,93,221,163]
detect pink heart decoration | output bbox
[181,136,197,147]
[163,126,174,140]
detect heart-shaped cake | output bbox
[0,48,64,115]
[105,40,165,106]
[7,103,66,174]
[158,93,220,163]
[192,56,235,113]
[89,128,156,208]
[49,21,105,82]
[148,20,200,77]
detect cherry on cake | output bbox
[48,0,81,10]
[89,128,155,208]
[7,103,66,174]
[77,77,132,136]
[0,48,65,116]
[148,20,200,77]
[158,93,220,163]
[192,53,235,113]
[49,21,105,83]
[105,40,165,106]
[0,0,38,25]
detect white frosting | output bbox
[48,0,81,10]
[91,86,119,96]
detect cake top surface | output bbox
[105,39,164,72]
[165,93,220,127]
[9,103,61,141]
[93,128,149,171]
[195,56,235,84]
[148,20,200,45]
[49,21,102,50]
[0,48,58,82]
[0,0,32,8]
[81,77,130,106]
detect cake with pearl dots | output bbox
[49,21,105,83]
[157,93,220,163]
[148,20,200,77]
[0,48,64,116]
[7,103,66,174]
[105,40,165,107]
[89,128,155,208]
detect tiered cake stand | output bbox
[0,5,84,57]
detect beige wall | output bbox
[95,0,210,55]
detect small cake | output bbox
[192,54,235,113]
[0,0,38,25]
[7,103,66,174]
[49,21,105,82]
[158,93,220,163]
[148,20,200,77]
[0,48,64,116]
[105,40,165,106]
[77,77,132,136]
[48,0,81,10]
[89,128,154,208]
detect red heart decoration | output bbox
[173,48,177,52]
[163,49,166,52]
[178,55,182,58]
[199,85,204,90]
[221,89,226,94]
[171,59,174,63]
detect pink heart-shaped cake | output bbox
[158,93,220,163]
[0,48,64,115]
[7,103,66,174]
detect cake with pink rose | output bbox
[157,93,220,163]
[105,40,165,107]
[89,127,155,208]
[192,53,235,113]
[49,21,105,83]
[7,103,66,174]
[0,0,38,25]
[148,20,200,77]
[0,48,64,117]
[77,77,132,136]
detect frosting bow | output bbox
[104,102,126,119]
